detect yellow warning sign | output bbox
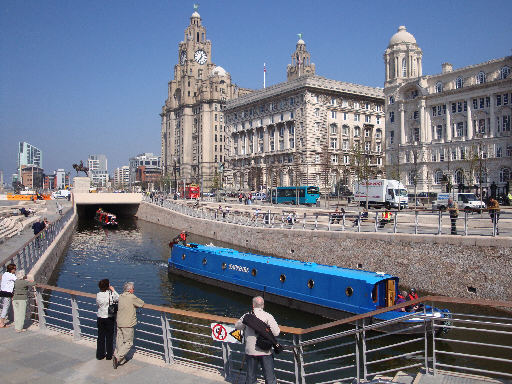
[230,329,243,343]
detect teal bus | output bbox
[271,186,320,205]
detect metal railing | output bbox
[28,284,512,383]
[0,208,75,273]
[143,196,511,238]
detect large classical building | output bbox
[224,38,385,192]
[384,26,512,196]
[160,8,250,190]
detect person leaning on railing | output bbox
[12,269,35,332]
[112,282,144,369]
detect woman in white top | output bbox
[96,279,119,360]
[0,264,17,328]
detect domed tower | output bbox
[384,26,422,86]
[287,34,315,81]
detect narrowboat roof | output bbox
[182,243,396,285]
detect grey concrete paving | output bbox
[0,200,73,261]
[0,325,227,384]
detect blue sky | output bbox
[1,0,511,182]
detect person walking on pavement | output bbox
[0,264,17,328]
[12,269,35,332]
[487,197,501,235]
[96,279,119,360]
[112,282,144,369]
[447,198,458,235]
[235,296,280,384]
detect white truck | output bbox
[52,189,71,199]
[432,192,486,212]
[353,179,408,209]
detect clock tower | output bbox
[161,6,250,190]
[287,34,315,81]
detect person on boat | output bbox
[235,296,280,384]
[406,288,421,312]
[169,230,188,247]
[395,291,408,312]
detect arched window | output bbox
[435,82,443,93]
[500,168,510,183]
[501,66,510,79]
[402,58,407,77]
[477,71,486,84]
[434,170,444,185]
[456,77,463,89]
[455,169,464,185]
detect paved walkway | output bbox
[0,200,73,261]
[0,325,226,384]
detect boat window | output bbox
[252,269,257,276]
[202,258,207,265]
[280,274,286,282]
[221,263,227,270]
[372,284,378,303]
[182,254,186,260]
[307,279,314,289]
[345,287,354,297]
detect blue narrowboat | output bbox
[168,243,450,333]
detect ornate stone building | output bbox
[160,8,250,190]
[384,26,512,196]
[224,38,385,193]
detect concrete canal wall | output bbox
[136,202,512,300]
[27,212,78,283]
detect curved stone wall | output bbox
[136,202,512,300]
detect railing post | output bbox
[374,212,378,232]
[414,210,419,235]
[35,289,46,331]
[464,211,468,236]
[355,321,360,383]
[161,313,174,364]
[361,319,368,381]
[221,342,232,380]
[357,212,361,232]
[437,210,442,235]
[314,214,318,230]
[292,334,306,384]
[492,211,497,237]
[303,213,306,230]
[70,295,81,341]
[342,212,346,231]
[432,316,437,376]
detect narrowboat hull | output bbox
[168,243,450,334]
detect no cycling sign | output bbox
[210,323,243,344]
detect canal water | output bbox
[46,215,511,381]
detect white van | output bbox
[52,190,71,199]
[432,193,485,212]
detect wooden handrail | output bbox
[35,283,304,334]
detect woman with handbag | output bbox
[0,264,17,328]
[96,279,119,360]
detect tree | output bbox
[352,142,373,209]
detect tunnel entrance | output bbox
[75,203,139,219]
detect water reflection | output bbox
[48,216,326,328]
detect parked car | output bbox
[432,193,485,212]
[254,192,266,201]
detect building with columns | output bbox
[160,7,250,191]
[384,26,512,196]
[224,37,385,193]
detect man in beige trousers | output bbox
[113,282,144,369]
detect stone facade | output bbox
[224,39,385,193]
[384,26,512,197]
[160,8,250,191]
